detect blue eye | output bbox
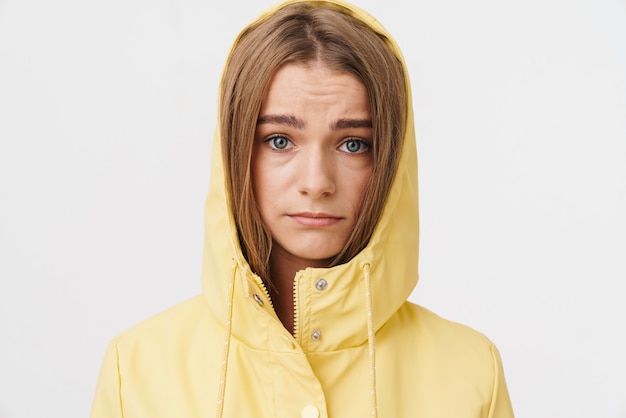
[340,139,369,154]
[266,135,292,150]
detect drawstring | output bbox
[215,259,237,418]
[363,263,378,418]
[215,261,378,417]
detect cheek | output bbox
[343,167,373,212]
[251,156,281,212]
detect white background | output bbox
[1,0,625,417]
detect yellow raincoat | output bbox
[90,1,514,417]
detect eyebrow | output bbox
[331,118,372,130]
[257,114,372,131]
[257,114,304,129]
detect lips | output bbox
[288,212,343,227]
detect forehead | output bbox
[260,63,370,116]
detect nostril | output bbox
[297,170,336,197]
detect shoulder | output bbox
[109,295,215,351]
[400,302,494,344]
[382,302,499,368]
[380,303,508,400]
[94,296,225,411]
[377,304,514,416]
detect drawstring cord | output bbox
[215,259,237,418]
[363,263,378,418]
[215,261,378,417]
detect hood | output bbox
[201,0,418,350]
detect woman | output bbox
[90,1,514,417]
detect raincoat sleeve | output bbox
[90,340,124,418]
[488,344,515,418]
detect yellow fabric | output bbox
[90,1,515,417]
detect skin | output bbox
[252,62,373,333]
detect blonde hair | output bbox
[221,1,407,283]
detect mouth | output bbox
[288,212,343,227]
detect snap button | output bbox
[301,405,319,418]
[315,278,328,291]
[311,329,322,341]
[253,294,264,306]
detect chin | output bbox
[295,248,339,261]
[284,243,343,265]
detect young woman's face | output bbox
[252,63,373,268]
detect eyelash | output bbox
[339,138,370,154]
[265,135,293,151]
[263,135,371,154]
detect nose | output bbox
[297,147,336,198]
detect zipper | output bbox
[292,271,300,341]
[256,274,275,310]
[255,271,299,340]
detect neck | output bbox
[268,243,330,335]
